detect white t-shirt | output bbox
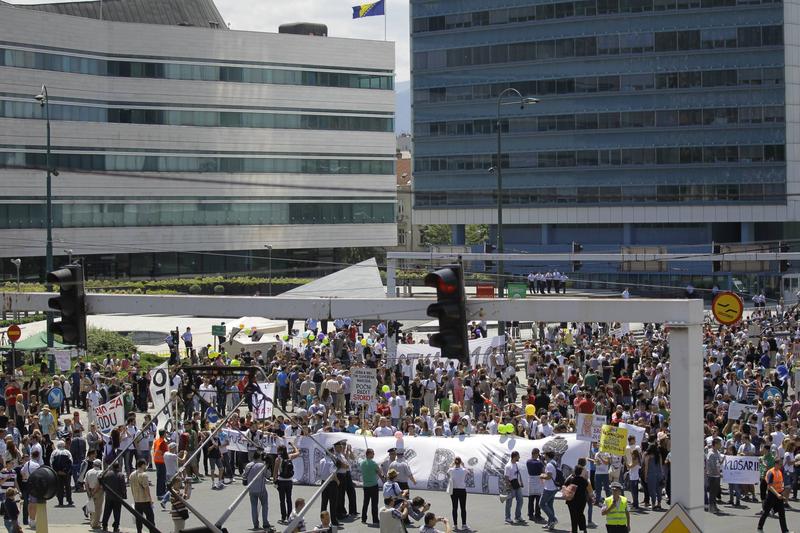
[504,461,521,485]
[543,461,557,492]
[448,466,467,489]
[595,451,611,474]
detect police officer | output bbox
[601,482,630,533]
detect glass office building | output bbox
[411,0,800,292]
[0,0,396,280]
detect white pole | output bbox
[384,0,387,41]
[668,316,705,529]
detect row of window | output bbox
[415,144,785,172]
[413,0,781,33]
[413,67,784,104]
[413,25,783,70]
[0,48,393,90]
[0,152,394,175]
[414,67,784,104]
[0,202,396,229]
[414,182,785,207]
[0,99,394,132]
[415,105,784,137]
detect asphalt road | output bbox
[47,475,799,533]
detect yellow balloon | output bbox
[525,404,536,416]
[239,323,245,329]
[361,338,367,346]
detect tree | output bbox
[420,225,452,246]
[466,224,489,245]
[86,327,137,357]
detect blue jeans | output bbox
[504,487,523,521]
[594,473,610,503]
[540,489,557,525]
[4,518,16,533]
[628,478,639,508]
[249,491,269,528]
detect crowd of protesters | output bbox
[0,299,797,533]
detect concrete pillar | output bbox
[451,224,466,245]
[386,258,397,298]
[541,224,550,245]
[623,223,633,245]
[741,222,755,243]
[668,313,705,529]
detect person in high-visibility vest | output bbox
[757,464,790,532]
[601,482,630,533]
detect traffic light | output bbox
[424,265,469,363]
[388,320,403,342]
[571,241,583,272]
[47,264,86,347]
[779,242,790,273]
[484,242,495,270]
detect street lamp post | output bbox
[265,245,273,296]
[35,85,54,349]
[494,88,538,338]
[10,259,21,321]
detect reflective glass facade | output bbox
[411,0,787,207]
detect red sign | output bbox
[476,284,495,298]
[6,324,21,343]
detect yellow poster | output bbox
[599,424,628,456]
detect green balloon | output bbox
[382,385,390,393]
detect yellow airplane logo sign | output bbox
[712,291,744,325]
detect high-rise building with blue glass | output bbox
[411,0,799,293]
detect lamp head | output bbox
[10,258,21,268]
[34,94,45,107]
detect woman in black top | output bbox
[4,487,20,533]
[563,465,592,533]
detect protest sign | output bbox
[290,433,589,495]
[722,455,759,484]
[94,395,125,433]
[221,429,249,453]
[619,423,646,447]
[253,383,275,419]
[352,367,377,405]
[391,336,505,370]
[599,425,628,456]
[576,413,606,442]
[52,349,73,371]
[727,401,763,431]
[149,362,174,430]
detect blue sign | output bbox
[47,387,64,408]
[206,407,219,424]
[762,386,783,403]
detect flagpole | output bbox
[384,0,387,41]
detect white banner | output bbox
[288,432,589,495]
[392,335,506,370]
[220,429,249,453]
[619,423,646,447]
[722,455,760,484]
[52,349,73,371]
[94,395,125,433]
[149,362,173,430]
[254,383,275,419]
[727,401,763,431]
[352,367,376,405]
[576,413,606,442]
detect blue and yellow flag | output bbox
[353,0,385,19]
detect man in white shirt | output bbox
[539,451,559,529]
[503,451,524,524]
[86,385,102,425]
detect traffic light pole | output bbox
[42,85,54,349]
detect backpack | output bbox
[279,458,295,479]
[551,461,565,488]
[53,453,72,474]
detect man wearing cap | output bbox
[601,482,630,533]
[389,449,415,494]
[84,458,104,530]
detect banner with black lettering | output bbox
[286,432,589,495]
[722,455,760,484]
[149,362,173,430]
[94,395,125,433]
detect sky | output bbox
[10,0,413,132]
